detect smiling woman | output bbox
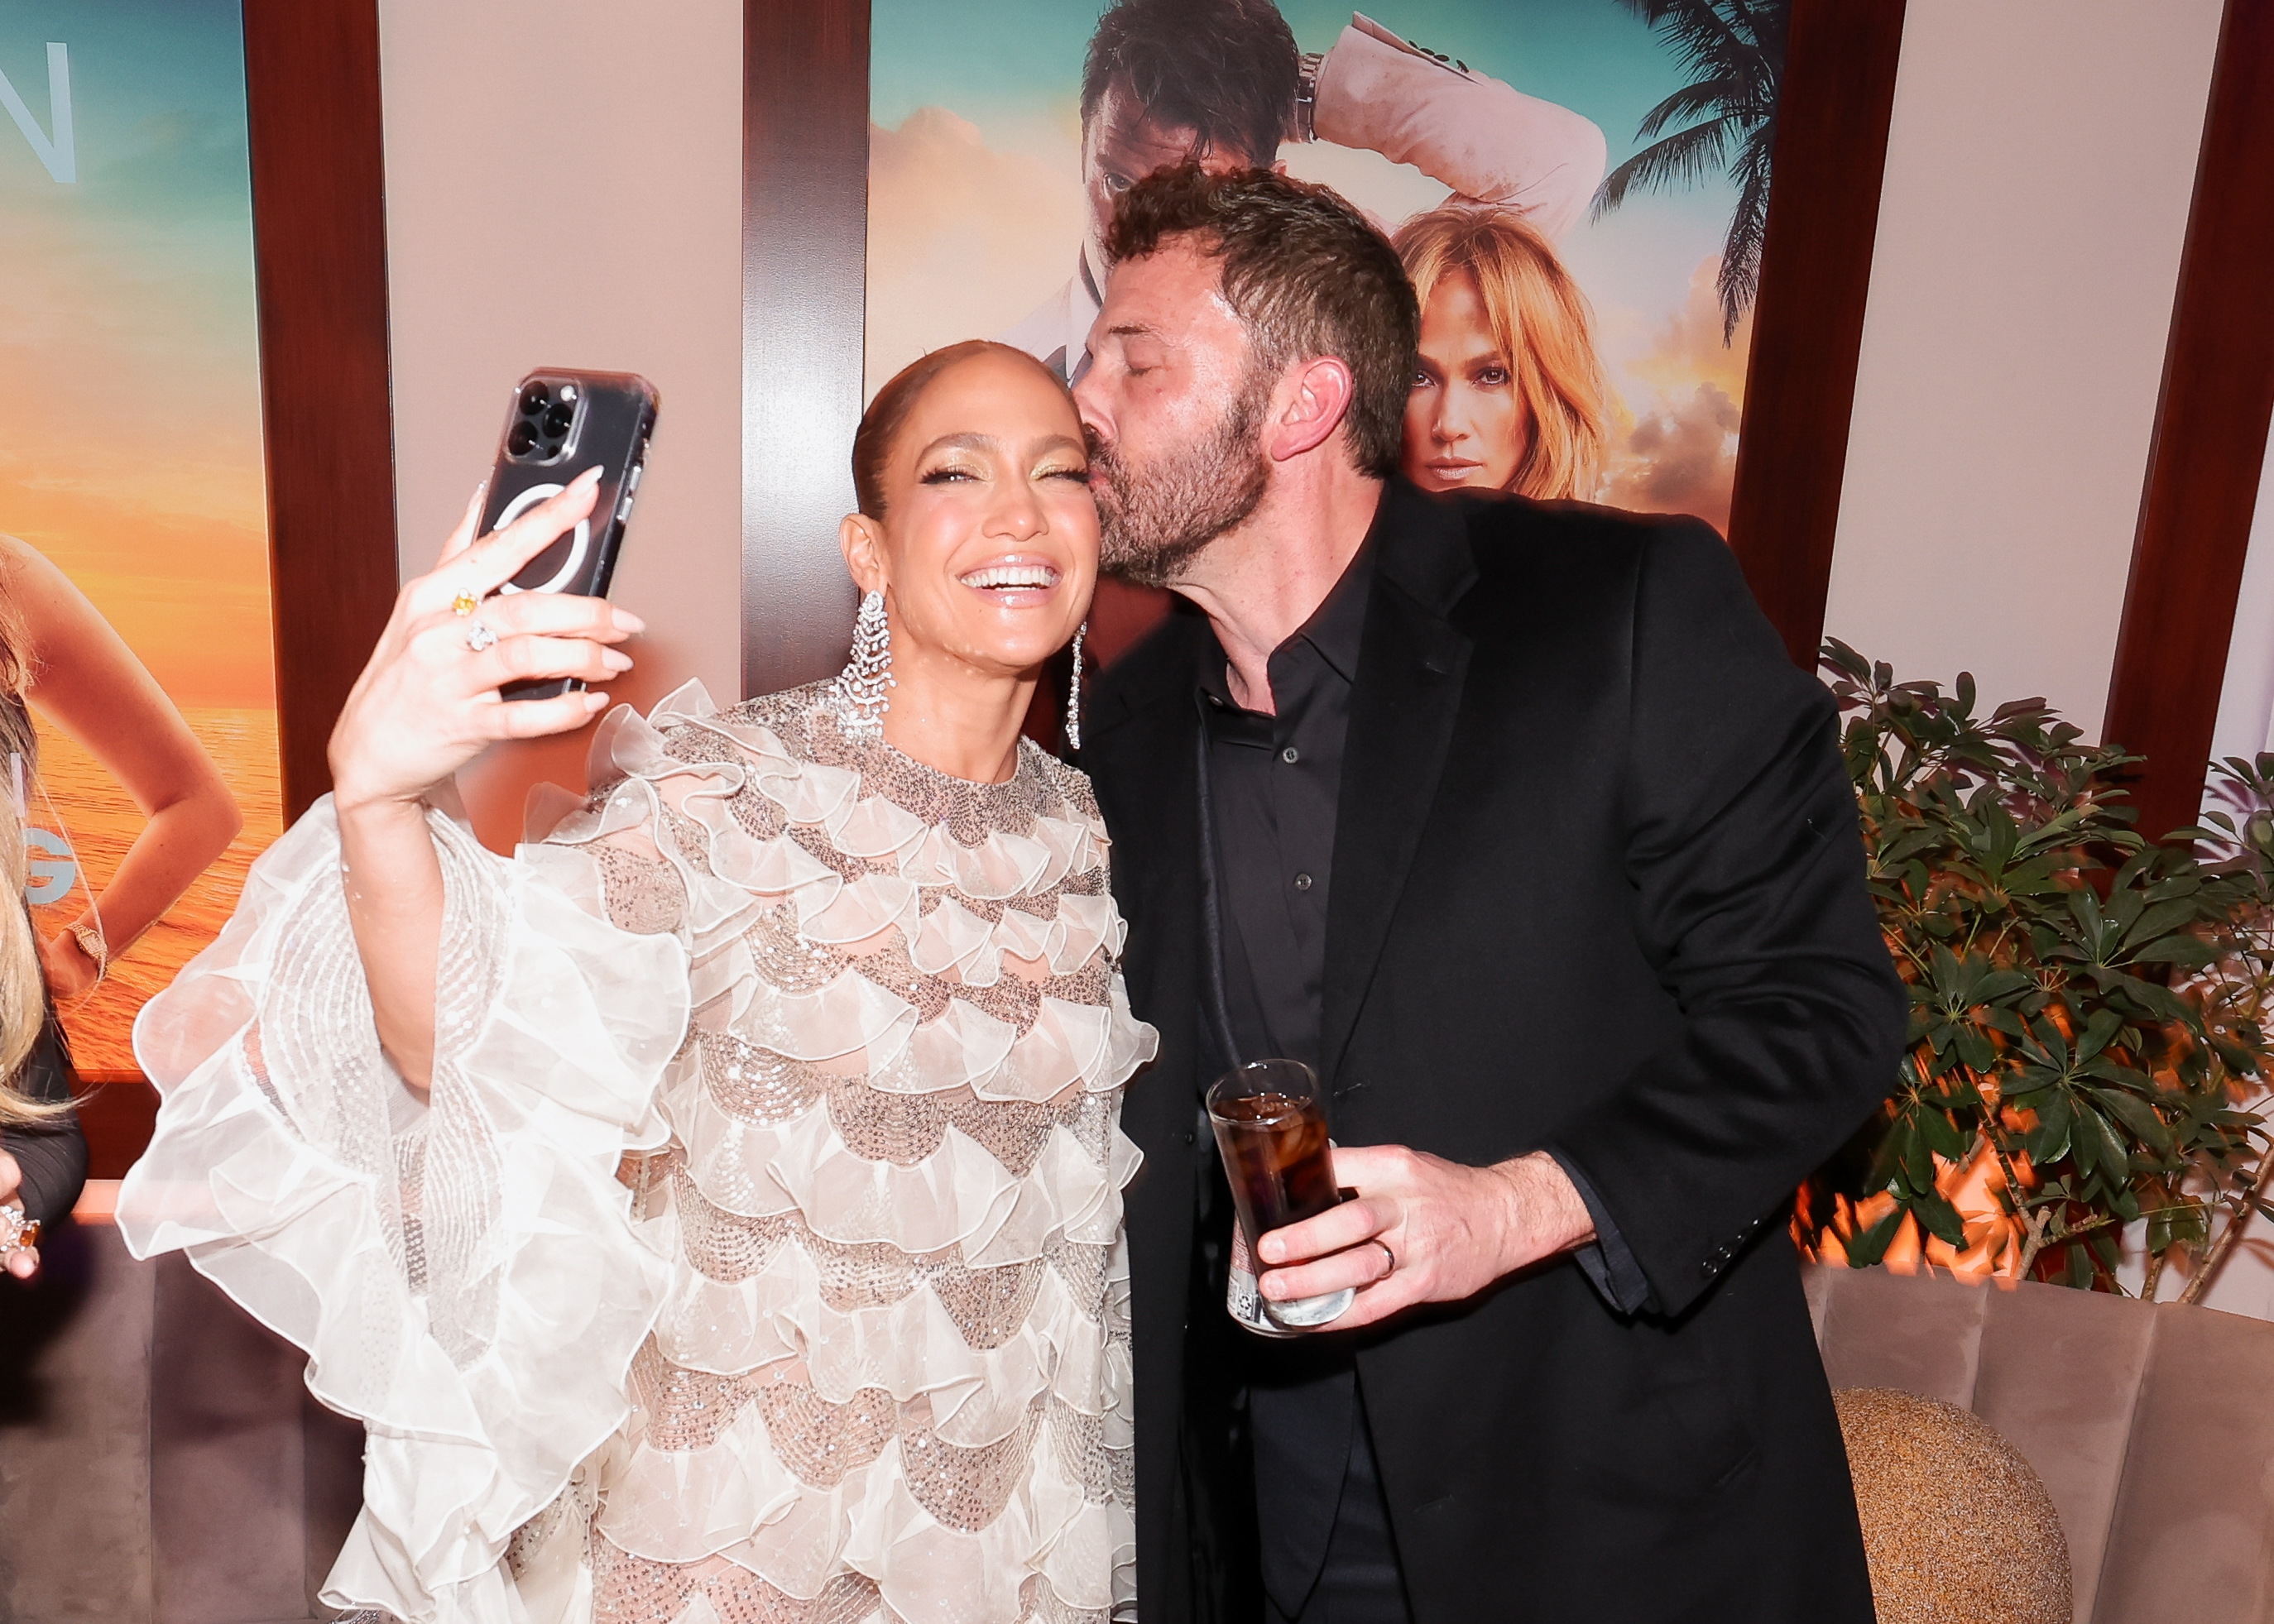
[840,339,1099,781]
[119,333,1157,1623]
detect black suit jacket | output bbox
[1082,482,1904,1623]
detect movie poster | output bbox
[868,0,1782,536]
[0,6,279,1075]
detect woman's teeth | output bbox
[959,565,1059,591]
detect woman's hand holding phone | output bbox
[328,468,642,818]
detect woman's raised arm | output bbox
[327,470,640,1090]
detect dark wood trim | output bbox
[742,0,871,699]
[80,3,397,1171]
[2101,0,2274,844]
[1725,0,1908,667]
[242,0,398,821]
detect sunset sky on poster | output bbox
[868,0,1758,529]
[0,3,272,711]
[0,4,279,1071]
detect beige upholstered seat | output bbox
[1807,1262,2274,1622]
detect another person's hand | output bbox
[328,470,642,817]
[36,928,99,999]
[0,1148,40,1280]
[1254,1146,1595,1330]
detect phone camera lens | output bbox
[520,383,550,414]
[544,404,573,436]
[507,422,538,455]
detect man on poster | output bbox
[1074,163,1902,1622]
[1004,0,1605,381]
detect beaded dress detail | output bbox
[116,680,1156,1624]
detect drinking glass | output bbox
[1207,1058,1355,1333]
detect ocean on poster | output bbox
[867,0,1775,530]
[0,4,281,1071]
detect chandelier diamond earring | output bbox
[1065,621,1088,751]
[837,588,894,740]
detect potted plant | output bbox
[1797,641,2274,1301]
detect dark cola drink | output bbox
[1207,1060,1355,1333]
[1216,1093,1341,1233]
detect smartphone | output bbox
[478,367,659,700]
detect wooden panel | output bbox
[242,0,400,820]
[743,0,871,698]
[75,2,401,1157]
[2101,0,2274,845]
[76,1079,157,1181]
[1725,0,1909,667]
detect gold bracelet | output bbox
[69,922,107,986]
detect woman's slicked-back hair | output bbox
[852,340,1070,520]
[1393,205,1609,502]
[1107,163,1418,480]
[1080,0,1298,168]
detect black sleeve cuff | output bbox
[1547,1148,1654,1315]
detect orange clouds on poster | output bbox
[0,186,272,710]
[1599,256,1755,534]
[0,23,280,1072]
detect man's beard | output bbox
[1091,374,1272,589]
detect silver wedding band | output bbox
[1370,1238,1396,1280]
[465,620,499,654]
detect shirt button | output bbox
[1280,745,1301,764]
[1293,872,1313,892]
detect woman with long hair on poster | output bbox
[0,537,242,1281]
[1394,204,1610,502]
[120,342,1153,1624]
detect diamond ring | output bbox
[0,1202,40,1254]
[451,590,480,617]
[465,620,499,654]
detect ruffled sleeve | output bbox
[115,788,691,1624]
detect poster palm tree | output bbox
[1593,0,1790,343]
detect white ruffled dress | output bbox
[116,680,1158,1624]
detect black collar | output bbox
[1194,538,1376,712]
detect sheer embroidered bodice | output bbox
[116,680,1156,1624]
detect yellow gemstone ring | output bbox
[451,590,480,617]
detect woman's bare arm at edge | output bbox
[0,538,244,999]
[329,472,641,1094]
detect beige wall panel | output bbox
[378,0,744,846]
[1821,0,2222,741]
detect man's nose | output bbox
[1071,367,1106,434]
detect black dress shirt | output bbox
[1197,544,1384,1620]
[1199,548,1373,1075]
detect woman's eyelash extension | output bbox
[920,465,979,484]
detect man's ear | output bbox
[840,512,888,596]
[1265,356,1357,463]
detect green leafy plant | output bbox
[1797,640,2274,1298]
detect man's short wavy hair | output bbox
[1108,163,1418,480]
